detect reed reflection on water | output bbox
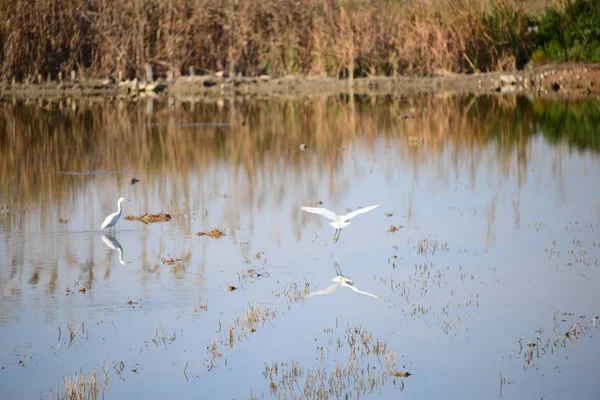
[0,94,598,295]
[2,95,597,222]
[0,94,599,399]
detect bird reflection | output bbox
[101,234,128,265]
[308,263,382,300]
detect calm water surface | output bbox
[1,95,599,399]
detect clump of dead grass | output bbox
[196,228,225,238]
[51,362,110,400]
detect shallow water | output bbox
[1,95,599,399]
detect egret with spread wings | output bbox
[300,203,381,243]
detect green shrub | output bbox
[535,0,600,62]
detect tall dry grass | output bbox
[0,0,544,81]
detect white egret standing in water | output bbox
[301,203,381,243]
[101,197,130,232]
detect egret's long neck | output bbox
[116,201,123,216]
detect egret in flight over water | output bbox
[101,197,130,232]
[301,202,381,243]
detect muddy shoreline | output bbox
[1,63,600,101]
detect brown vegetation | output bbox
[196,228,225,238]
[0,0,556,81]
[125,213,172,223]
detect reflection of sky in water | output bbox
[1,99,600,399]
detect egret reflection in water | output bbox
[309,263,382,300]
[101,234,128,265]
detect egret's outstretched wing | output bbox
[345,284,383,300]
[308,284,339,297]
[301,206,339,222]
[341,203,381,222]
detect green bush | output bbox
[535,0,600,62]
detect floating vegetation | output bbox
[385,212,394,217]
[281,280,309,309]
[130,178,140,185]
[125,213,171,224]
[261,325,408,398]
[160,252,191,276]
[387,224,403,232]
[196,228,225,238]
[206,337,223,371]
[415,235,449,256]
[66,320,86,349]
[389,371,411,377]
[58,218,69,224]
[65,281,90,296]
[518,312,600,369]
[160,257,182,265]
[235,302,277,339]
[149,322,176,350]
[310,200,323,206]
[388,255,400,269]
[193,295,208,314]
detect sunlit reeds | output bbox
[0,0,558,81]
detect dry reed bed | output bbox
[0,0,544,81]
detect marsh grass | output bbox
[520,312,600,368]
[0,0,560,81]
[262,325,405,399]
[52,363,109,400]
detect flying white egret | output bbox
[101,197,130,232]
[301,202,381,243]
[101,234,128,265]
[308,263,382,300]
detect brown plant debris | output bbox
[385,212,393,217]
[161,257,182,265]
[196,228,225,238]
[387,225,404,232]
[58,218,69,224]
[125,213,171,224]
[389,371,412,377]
